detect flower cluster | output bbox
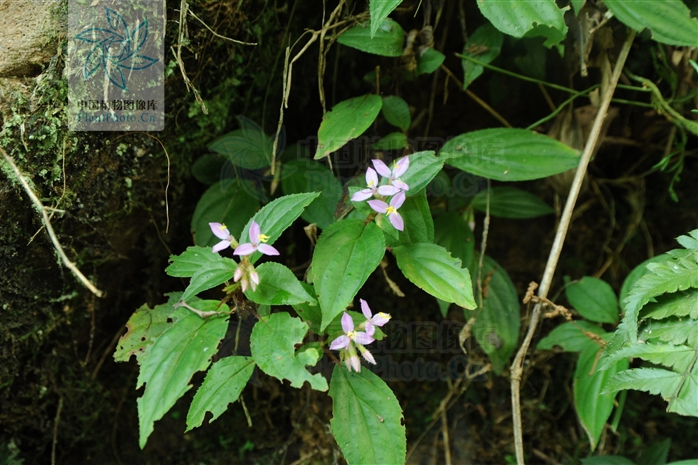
[209,220,279,292]
[330,299,391,372]
[351,157,410,231]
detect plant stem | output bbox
[509,30,636,465]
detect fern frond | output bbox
[640,318,698,347]
[641,288,698,320]
[620,249,698,344]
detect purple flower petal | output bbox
[351,189,374,202]
[341,312,354,334]
[257,243,280,256]
[368,199,389,214]
[360,299,372,319]
[392,179,409,191]
[352,331,375,345]
[366,167,379,187]
[393,156,409,177]
[391,191,406,209]
[210,222,230,240]
[377,185,400,196]
[212,240,231,253]
[330,335,350,351]
[372,159,392,178]
[250,271,259,285]
[233,243,257,256]
[349,355,361,372]
[362,349,376,364]
[234,267,243,282]
[365,322,375,335]
[389,211,404,231]
[372,312,391,326]
[249,221,261,243]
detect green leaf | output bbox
[385,189,434,246]
[467,254,520,374]
[208,118,273,170]
[570,0,585,15]
[191,153,226,185]
[434,212,475,267]
[137,302,229,448]
[605,0,698,47]
[165,246,238,301]
[536,321,606,352]
[574,341,629,450]
[441,128,581,181]
[637,438,671,465]
[337,19,405,57]
[461,23,504,90]
[281,160,342,229]
[292,282,322,331]
[381,96,411,131]
[185,356,255,431]
[581,457,637,465]
[245,262,317,306]
[417,48,445,75]
[566,277,620,324]
[312,220,385,330]
[191,181,260,247]
[477,0,568,47]
[372,132,408,151]
[470,187,553,218]
[250,312,328,391]
[619,255,670,311]
[400,150,443,195]
[639,316,698,347]
[392,243,476,309]
[370,0,402,38]
[315,95,383,160]
[329,365,406,465]
[641,289,698,321]
[114,293,182,363]
[239,192,321,264]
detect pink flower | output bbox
[234,221,280,257]
[330,312,377,372]
[368,190,406,231]
[209,222,235,253]
[351,167,380,201]
[372,156,410,192]
[360,299,391,335]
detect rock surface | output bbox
[0,0,63,77]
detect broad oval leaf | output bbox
[337,19,405,57]
[281,160,342,229]
[462,23,504,90]
[381,95,410,131]
[185,356,255,431]
[399,150,443,195]
[392,243,476,309]
[581,457,637,465]
[383,189,434,247]
[191,153,226,185]
[441,128,581,181]
[417,48,445,75]
[165,246,238,301]
[250,312,328,391]
[605,0,698,47]
[137,302,230,448]
[372,132,408,150]
[468,254,520,374]
[471,186,553,218]
[566,277,620,324]
[574,341,629,450]
[316,95,383,159]
[292,282,322,331]
[245,262,317,306]
[239,192,321,264]
[434,212,475,267]
[329,365,406,465]
[370,0,402,38]
[536,320,605,352]
[312,220,385,330]
[114,293,183,363]
[208,117,273,170]
[477,0,567,47]
[191,181,260,247]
